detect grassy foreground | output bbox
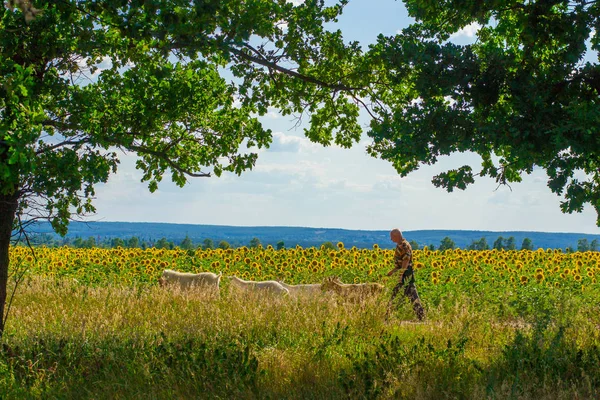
[0,277,599,399]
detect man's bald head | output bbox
[390,228,403,244]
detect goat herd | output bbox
[158,269,385,299]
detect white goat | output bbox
[278,281,322,296]
[321,276,384,298]
[159,269,222,291]
[229,276,289,296]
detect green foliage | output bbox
[521,237,534,251]
[320,241,336,251]
[493,236,505,250]
[126,236,140,249]
[468,237,489,251]
[217,240,231,250]
[155,237,173,250]
[276,240,285,250]
[179,235,193,250]
[577,238,590,252]
[110,237,124,248]
[366,0,600,224]
[439,236,455,251]
[0,0,369,236]
[249,237,261,248]
[506,236,517,251]
[202,238,214,250]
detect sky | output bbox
[92,0,600,235]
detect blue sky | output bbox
[93,0,600,234]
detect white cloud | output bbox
[267,132,319,153]
[450,22,481,39]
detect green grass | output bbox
[1,277,599,399]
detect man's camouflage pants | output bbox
[388,266,425,321]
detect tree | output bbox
[126,236,140,249]
[249,237,261,248]
[505,237,517,251]
[276,241,285,250]
[0,0,371,336]
[72,237,83,248]
[577,238,590,252]
[428,244,436,251]
[409,240,420,250]
[202,239,214,250]
[366,1,600,225]
[591,239,599,252]
[155,238,172,250]
[468,237,489,251]
[180,235,194,250]
[438,237,455,251]
[521,238,534,251]
[110,237,125,248]
[321,241,336,251]
[82,236,96,249]
[217,240,231,250]
[493,236,505,251]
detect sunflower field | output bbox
[11,244,600,304]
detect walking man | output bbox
[387,228,425,320]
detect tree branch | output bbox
[227,46,361,92]
[125,143,211,178]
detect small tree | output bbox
[110,237,125,248]
[83,236,96,249]
[468,237,489,251]
[521,238,534,251]
[217,240,231,250]
[321,242,336,251]
[577,238,590,252]
[493,236,505,250]
[438,237,455,251]
[409,240,420,250]
[180,235,194,250]
[202,239,214,250]
[155,238,172,250]
[127,237,140,249]
[591,239,599,252]
[505,237,517,251]
[276,241,285,250]
[249,238,261,248]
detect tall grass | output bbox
[1,277,599,399]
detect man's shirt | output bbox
[394,239,413,271]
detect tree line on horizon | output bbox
[20,234,600,254]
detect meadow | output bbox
[1,244,599,399]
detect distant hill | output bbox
[24,221,600,250]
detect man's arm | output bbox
[387,258,409,276]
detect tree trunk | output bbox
[0,192,18,338]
